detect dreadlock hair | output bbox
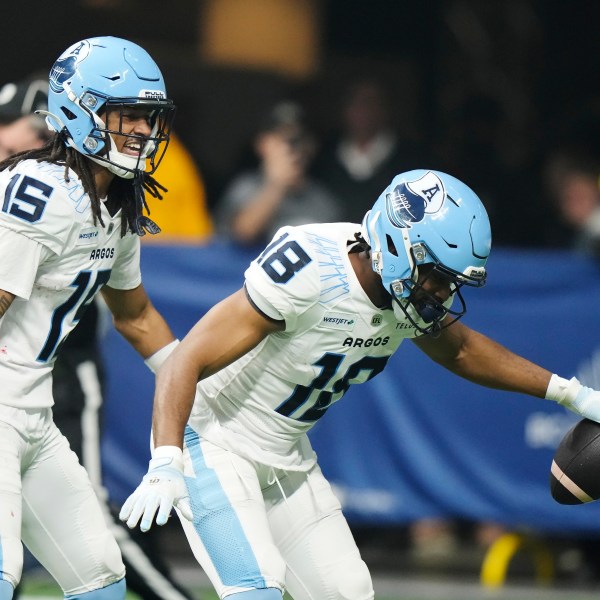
[348,230,371,257]
[0,131,166,237]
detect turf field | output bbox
[18,569,600,600]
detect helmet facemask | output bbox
[389,248,475,336]
[75,93,175,179]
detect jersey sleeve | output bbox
[244,226,321,332]
[106,232,142,290]
[0,161,74,255]
[0,225,53,299]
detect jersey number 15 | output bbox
[2,175,51,223]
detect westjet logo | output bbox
[321,312,356,331]
[324,316,354,325]
[77,227,99,245]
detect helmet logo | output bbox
[463,266,486,281]
[49,40,91,93]
[141,89,166,100]
[386,171,446,228]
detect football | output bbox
[550,418,600,504]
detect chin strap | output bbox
[414,299,446,324]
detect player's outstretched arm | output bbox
[412,319,551,396]
[120,287,284,531]
[412,319,600,423]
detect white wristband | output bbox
[545,374,582,406]
[144,339,180,373]
[151,445,183,460]
[150,445,184,470]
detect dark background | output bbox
[4,0,599,247]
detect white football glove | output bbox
[546,374,600,423]
[119,446,193,532]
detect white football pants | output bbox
[0,405,125,595]
[179,427,374,600]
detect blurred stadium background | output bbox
[6,1,600,597]
[5,0,599,233]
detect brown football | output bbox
[550,418,600,505]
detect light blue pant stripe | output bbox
[0,537,10,600]
[227,589,282,599]
[184,426,266,589]
[0,579,12,600]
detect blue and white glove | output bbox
[119,446,193,532]
[546,374,600,423]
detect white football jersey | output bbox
[191,222,422,470]
[0,160,141,409]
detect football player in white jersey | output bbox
[0,37,183,600]
[121,169,600,600]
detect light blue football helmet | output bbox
[362,169,491,334]
[45,36,175,179]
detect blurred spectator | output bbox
[216,100,342,246]
[313,77,428,223]
[543,152,600,256]
[0,75,53,158]
[143,131,215,244]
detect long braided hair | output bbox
[348,230,370,256]
[0,131,166,237]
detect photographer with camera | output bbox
[216,100,341,246]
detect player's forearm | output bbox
[116,307,175,359]
[103,285,175,357]
[450,327,552,397]
[416,322,551,397]
[151,354,199,448]
[450,340,552,398]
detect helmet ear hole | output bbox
[386,234,398,256]
[60,107,78,121]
